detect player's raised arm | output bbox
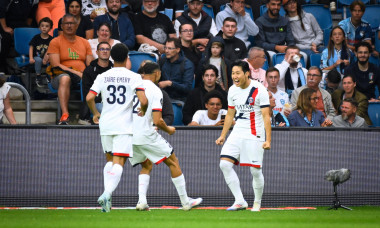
[152,111,176,135]
[215,107,236,145]
[136,90,148,116]
[261,106,271,150]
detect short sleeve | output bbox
[259,87,270,108]
[191,110,202,124]
[152,87,163,111]
[47,38,59,54]
[90,75,102,95]
[227,89,235,108]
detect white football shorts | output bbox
[101,134,133,157]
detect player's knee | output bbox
[250,167,263,178]
[141,159,153,172]
[219,159,233,172]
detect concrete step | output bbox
[3,111,56,124]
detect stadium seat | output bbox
[172,103,184,126]
[14,27,41,93]
[53,28,59,37]
[219,4,255,20]
[337,0,370,19]
[259,5,286,17]
[310,53,322,67]
[362,5,380,34]
[369,56,380,67]
[272,53,306,68]
[262,56,269,71]
[302,4,332,30]
[376,31,380,54]
[184,4,214,18]
[323,28,331,47]
[129,51,157,73]
[163,8,173,21]
[368,102,380,127]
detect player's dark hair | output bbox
[266,67,279,77]
[39,17,53,28]
[355,41,372,53]
[326,69,341,84]
[203,64,219,77]
[143,62,160,74]
[231,60,250,75]
[343,97,358,108]
[97,41,111,50]
[204,90,224,105]
[111,43,129,63]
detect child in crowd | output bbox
[82,0,107,20]
[195,36,231,91]
[29,17,53,87]
[321,26,351,74]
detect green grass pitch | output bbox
[1,207,380,228]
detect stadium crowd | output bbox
[0,0,379,127]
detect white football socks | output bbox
[103,162,113,189]
[220,160,245,203]
[104,164,123,195]
[171,174,189,206]
[250,167,264,204]
[138,174,150,204]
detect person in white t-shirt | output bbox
[86,43,148,213]
[189,90,228,126]
[129,62,203,211]
[266,67,289,113]
[216,60,271,212]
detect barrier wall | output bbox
[1,126,379,207]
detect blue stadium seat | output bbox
[53,28,59,37]
[376,31,380,53]
[362,5,380,34]
[262,56,269,71]
[323,28,331,47]
[272,53,306,68]
[129,51,157,73]
[172,103,184,126]
[163,8,173,21]
[368,102,380,127]
[310,53,322,67]
[259,5,286,17]
[184,4,215,18]
[369,56,380,67]
[219,4,255,20]
[302,4,332,30]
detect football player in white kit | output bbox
[130,62,202,211]
[216,60,271,212]
[86,43,148,212]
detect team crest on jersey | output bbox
[280,99,285,105]
[360,31,364,37]
[248,97,254,104]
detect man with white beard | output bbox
[332,98,367,128]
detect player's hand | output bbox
[275,45,287,53]
[137,107,146,117]
[167,126,176,135]
[278,122,286,127]
[215,136,225,145]
[311,43,319,53]
[262,141,271,150]
[4,26,13,35]
[321,119,333,127]
[29,58,35,64]
[92,113,100,124]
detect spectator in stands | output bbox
[174,0,218,50]
[323,69,341,95]
[79,41,113,125]
[284,0,324,62]
[0,77,16,124]
[338,1,372,53]
[188,90,228,126]
[344,42,380,101]
[288,66,336,120]
[288,87,333,127]
[132,0,176,54]
[0,0,38,73]
[182,64,227,125]
[179,23,202,73]
[47,14,94,125]
[266,67,289,113]
[29,17,54,88]
[255,0,295,62]
[36,0,65,36]
[158,38,194,105]
[243,47,268,87]
[215,0,259,48]
[215,17,247,62]
[196,36,232,90]
[332,74,371,125]
[268,91,288,127]
[138,61,174,125]
[275,45,308,94]
[82,0,108,20]
[87,22,131,68]
[321,26,351,74]
[332,98,367,128]
[58,0,94,39]
[93,0,135,50]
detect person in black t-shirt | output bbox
[29,17,53,87]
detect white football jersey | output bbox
[228,80,270,140]
[90,67,144,135]
[133,80,163,145]
[271,89,289,113]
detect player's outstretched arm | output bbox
[261,106,271,150]
[136,90,148,116]
[153,111,176,135]
[215,108,235,145]
[86,92,100,124]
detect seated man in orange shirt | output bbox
[47,14,94,125]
